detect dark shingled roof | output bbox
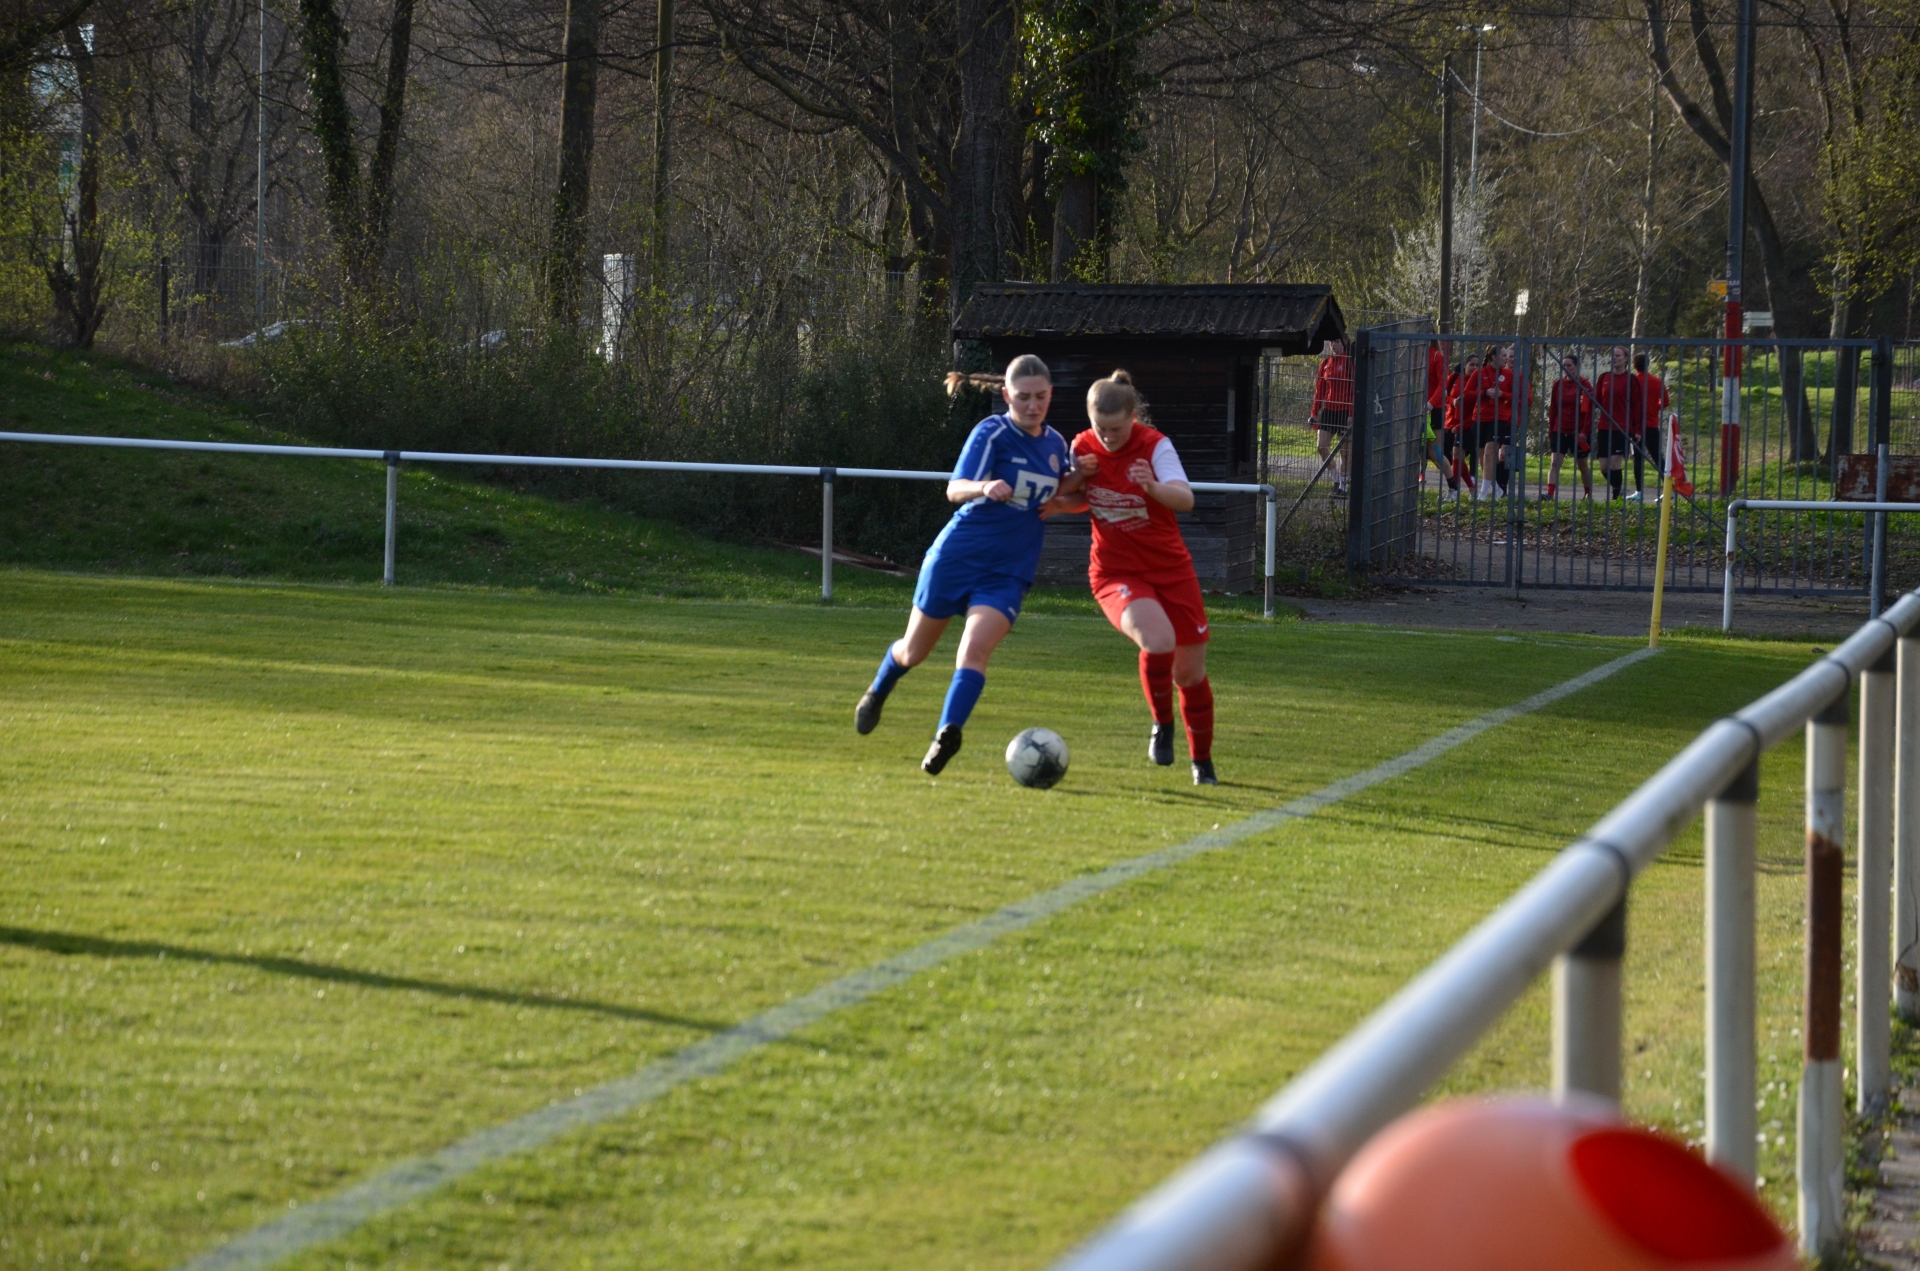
[951,283,1344,352]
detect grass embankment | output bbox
[0,342,932,607]
[0,571,1862,1268]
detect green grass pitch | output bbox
[0,569,1858,1269]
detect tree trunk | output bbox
[362,0,415,274]
[1051,171,1096,280]
[948,0,1018,318]
[650,0,673,278]
[47,22,107,348]
[1630,79,1658,338]
[297,0,362,285]
[547,0,599,323]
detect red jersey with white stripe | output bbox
[1312,354,1354,415]
[1072,423,1194,579]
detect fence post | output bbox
[1872,338,1893,617]
[1799,693,1848,1260]
[1861,649,1896,1110]
[821,467,835,603]
[1552,897,1624,1103]
[1898,633,1920,1023]
[1706,757,1759,1183]
[1722,503,1741,631]
[1264,486,1276,619]
[383,451,399,587]
[1345,331,1372,574]
[1508,337,1527,595]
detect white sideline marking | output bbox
[175,646,1659,1271]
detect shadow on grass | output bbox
[0,924,727,1034]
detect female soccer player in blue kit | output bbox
[854,354,1075,775]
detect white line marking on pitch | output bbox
[175,646,1658,1271]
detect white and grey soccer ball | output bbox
[1005,727,1070,789]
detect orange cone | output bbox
[1307,1097,1795,1271]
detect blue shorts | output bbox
[913,557,1029,624]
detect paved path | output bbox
[1292,585,1871,640]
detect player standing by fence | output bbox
[854,354,1074,775]
[1633,353,1670,499]
[1426,341,1460,499]
[1545,353,1593,501]
[1310,338,1353,499]
[1592,346,1641,501]
[1052,371,1219,786]
[1445,351,1482,497]
[1472,344,1518,500]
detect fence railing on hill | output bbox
[0,430,1281,613]
[1051,592,1920,1269]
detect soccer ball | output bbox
[1005,727,1070,789]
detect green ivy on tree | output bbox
[1022,0,1160,278]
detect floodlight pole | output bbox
[1438,55,1453,335]
[255,0,267,336]
[1720,0,1755,497]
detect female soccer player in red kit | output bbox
[1051,370,1219,786]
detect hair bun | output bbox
[1109,369,1133,385]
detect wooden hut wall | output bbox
[989,340,1260,592]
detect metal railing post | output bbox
[1723,501,1742,631]
[1861,649,1896,1109]
[1552,897,1624,1104]
[821,467,835,603]
[1263,486,1276,619]
[383,451,399,587]
[1898,634,1920,1023]
[1706,757,1759,1183]
[1799,694,1848,1260]
[1873,441,1890,619]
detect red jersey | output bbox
[1464,365,1498,422]
[1592,370,1641,435]
[1072,423,1194,579]
[1426,346,1448,410]
[1549,376,1593,436]
[1636,373,1670,432]
[1312,353,1353,415]
[1444,368,1473,430]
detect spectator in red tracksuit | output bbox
[1472,344,1522,501]
[1591,345,1642,501]
[1310,338,1354,497]
[1546,353,1593,501]
[1445,352,1482,495]
[1425,342,1458,496]
[1633,353,1672,498]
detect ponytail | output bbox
[1088,369,1150,423]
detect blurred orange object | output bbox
[1306,1096,1796,1271]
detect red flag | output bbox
[1668,417,1695,498]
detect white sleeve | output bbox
[1150,436,1188,484]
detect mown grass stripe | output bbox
[174,645,1658,1271]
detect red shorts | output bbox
[1092,568,1210,645]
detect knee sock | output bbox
[1633,451,1645,490]
[1178,677,1215,762]
[1608,468,1623,498]
[1139,650,1175,724]
[1496,460,1509,489]
[939,668,985,731]
[869,645,911,698]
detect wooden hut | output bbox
[950,282,1345,591]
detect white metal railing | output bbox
[0,430,1283,614]
[1723,497,1920,630]
[1051,592,1920,1270]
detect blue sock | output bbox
[939,668,986,730]
[869,646,911,698]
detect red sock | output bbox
[1179,676,1214,761]
[1140,650,1175,724]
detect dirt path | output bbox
[1291,585,1871,640]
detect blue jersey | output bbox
[922,414,1070,585]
